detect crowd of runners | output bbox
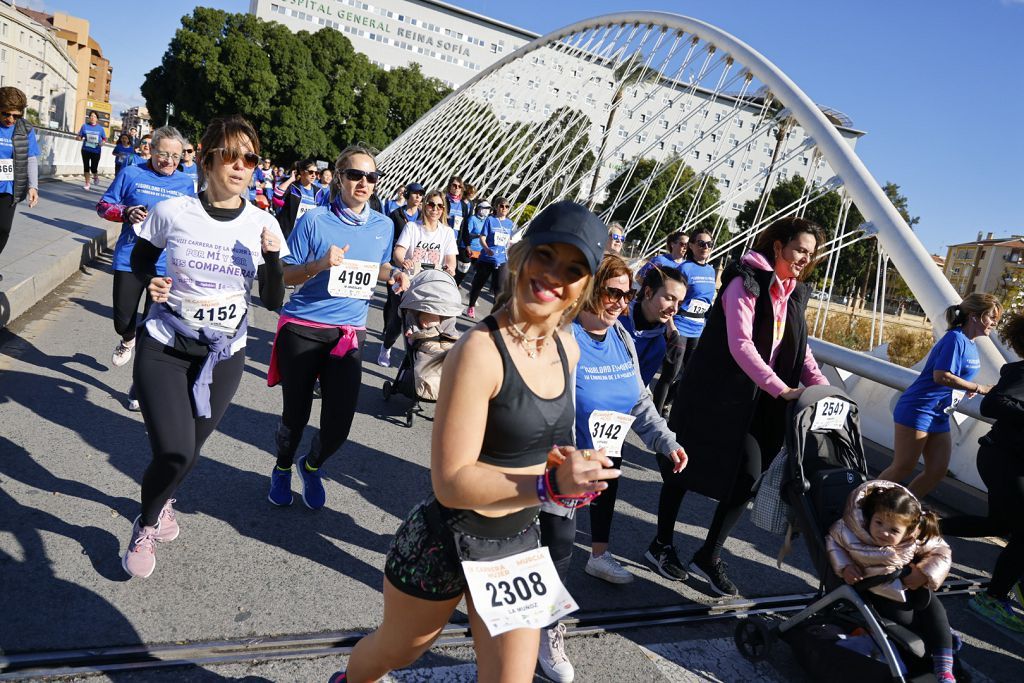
[2,86,1023,682]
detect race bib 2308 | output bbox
[462,547,578,637]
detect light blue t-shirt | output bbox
[676,260,716,337]
[101,163,196,273]
[466,214,485,253]
[179,162,199,192]
[281,206,394,325]
[78,123,106,152]
[0,123,40,195]
[572,321,641,452]
[478,216,514,266]
[894,328,981,420]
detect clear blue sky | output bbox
[38,0,1024,255]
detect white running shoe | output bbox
[377,345,391,368]
[111,339,135,367]
[585,552,635,584]
[84,181,91,191]
[538,623,574,682]
[127,398,141,412]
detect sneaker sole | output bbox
[267,492,294,507]
[155,526,179,543]
[111,356,132,367]
[643,550,687,581]
[121,551,155,579]
[585,563,634,585]
[687,561,738,597]
[970,599,1024,633]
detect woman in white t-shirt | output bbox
[377,190,458,365]
[119,115,287,580]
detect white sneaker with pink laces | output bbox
[155,499,179,542]
[122,517,160,578]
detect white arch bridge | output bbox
[378,12,1014,491]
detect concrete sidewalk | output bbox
[0,177,117,328]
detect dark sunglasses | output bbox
[497,203,510,209]
[209,147,260,168]
[302,168,317,174]
[603,286,635,303]
[183,148,195,154]
[610,234,626,243]
[342,168,382,183]
[425,202,445,209]
[693,239,713,249]
[1,111,24,120]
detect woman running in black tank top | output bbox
[337,202,619,683]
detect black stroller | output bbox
[735,385,952,682]
[381,269,462,427]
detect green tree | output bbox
[142,7,450,164]
[600,156,721,246]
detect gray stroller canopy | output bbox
[399,269,464,318]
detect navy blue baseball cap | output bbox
[405,182,425,195]
[523,201,607,274]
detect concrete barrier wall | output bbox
[36,128,117,178]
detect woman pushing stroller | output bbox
[827,480,956,682]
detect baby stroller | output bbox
[381,269,462,427]
[736,385,952,682]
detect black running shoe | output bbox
[688,552,739,597]
[644,540,689,581]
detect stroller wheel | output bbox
[382,381,393,400]
[734,617,775,661]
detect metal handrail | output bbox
[808,337,993,424]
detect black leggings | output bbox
[112,270,152,341]
[381,286,403,350]
[82,149,101,175]
[134,332,245,526]
[0,194,15,259]
[652,335,699,414]
[869,588,952,653]
[656,432,762,560]
[587,455,622,544]
[467,262,506,308]
[540,509,576,584]
[275,323,365,469]
[940,444,1024,597]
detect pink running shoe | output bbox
[155,499,179,542]
[466,306,476,320]
[122,517,160,578]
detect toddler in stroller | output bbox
[738,386,963,682]
[381,269,462,426]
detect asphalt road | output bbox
[0,190,1021,681]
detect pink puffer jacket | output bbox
[826,480,951,591]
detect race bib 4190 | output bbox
[327,259,378,299]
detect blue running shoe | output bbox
[327,672,346,682]
[268,467,293,506]
[296,455,326,510]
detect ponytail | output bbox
[917,508,941,544]
[944,304,967,330]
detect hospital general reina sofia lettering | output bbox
[279,0,473,57]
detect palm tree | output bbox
[587,52,660,208]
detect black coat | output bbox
[980,360,1024,454]
[668,260,811,501]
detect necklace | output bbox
[506,319,552,359]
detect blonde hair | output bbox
[945,292,1001,331]
[329,144,377,205]
[495,240,594,328]
[422,190,448,227]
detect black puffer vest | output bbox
[11,118,32,202]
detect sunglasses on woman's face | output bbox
[208,147,260,168]
[341,168,381,183]
[1,111,24,121]
[610,234,626,243]
[497,204,510,209]
[693,239,713,249]
[603,286,634,303]
[183,149,195,154]
[425,202,444,209]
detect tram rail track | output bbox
[0,579,985,680]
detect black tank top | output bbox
[478,316,575,468]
